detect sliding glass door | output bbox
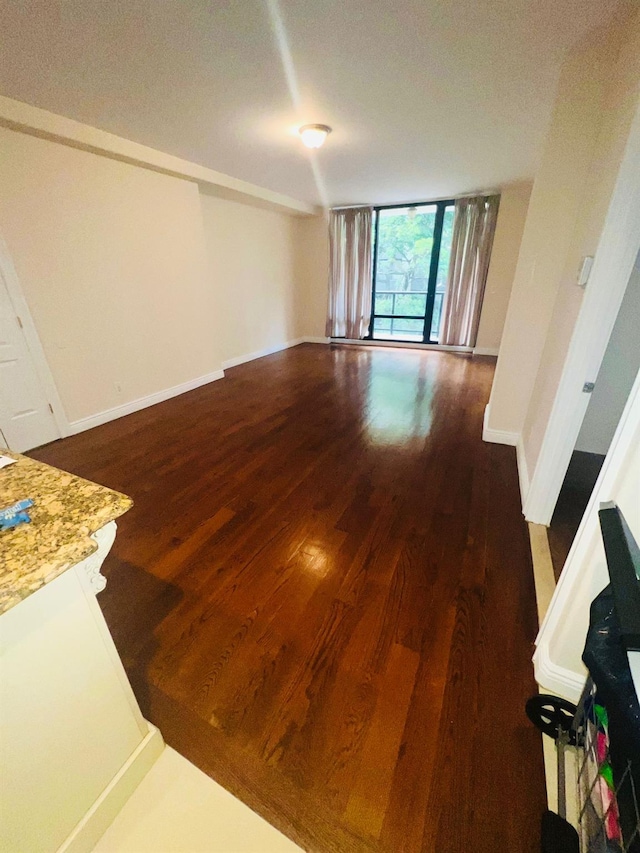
[368,200,455,344]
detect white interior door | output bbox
[0,272,59,452]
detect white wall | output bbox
[576,258,640,455]
[293,214,329,340]
[0,125,222,425]
[485,12,628,440]
[0,122,324,431]
[475,181,532,354]
[199,192,301,366]
[521,6,640,477]
[484,3,640,486]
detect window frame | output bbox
[367,199,455,344]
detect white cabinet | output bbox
[0,522,163,853]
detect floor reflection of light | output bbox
[299,541,331,578]
[365,360,434,445]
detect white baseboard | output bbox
[59,723,164,853]
[533,642,586,705]
[481,404,519,446]
[67,370,225,435]
[516,434,530,503]
[473,346,499,357]
[482,406,529,506]
[65,339,329,437]
[222,338,304,369]
[221,336,330,370]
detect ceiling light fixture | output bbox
[298,124,332,149]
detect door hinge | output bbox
[582,382,595,393]
[16,316,23,329]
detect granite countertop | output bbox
[0,450,132,615]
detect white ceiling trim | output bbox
[0,95,316,216]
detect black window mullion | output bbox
[372,314,426,320]
[365,209,380,339]
[422,203,446,343]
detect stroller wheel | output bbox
[525,694,578,744]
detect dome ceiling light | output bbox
[298,124,332,149]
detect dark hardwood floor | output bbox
[31,343,546,852]
[548,449,606,580]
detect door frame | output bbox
[523,95,640,526]
[534,364,640,700]
[0,231,67,441]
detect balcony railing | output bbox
[372,289,445,342]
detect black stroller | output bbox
[527,503,640,853]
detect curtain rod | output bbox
[332,189,500,211]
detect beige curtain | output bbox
[326,206,373,339]
[439,195,500,347]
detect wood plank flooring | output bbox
[30,343,546,853]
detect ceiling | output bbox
[0,0,618,207]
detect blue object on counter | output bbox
[0,498,34,530]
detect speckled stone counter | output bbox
[0,449,132,614]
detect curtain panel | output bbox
[439,195,500,347]
[326,206,373,339]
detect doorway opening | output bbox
[547,251,640,579]
[368,200,455,344]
